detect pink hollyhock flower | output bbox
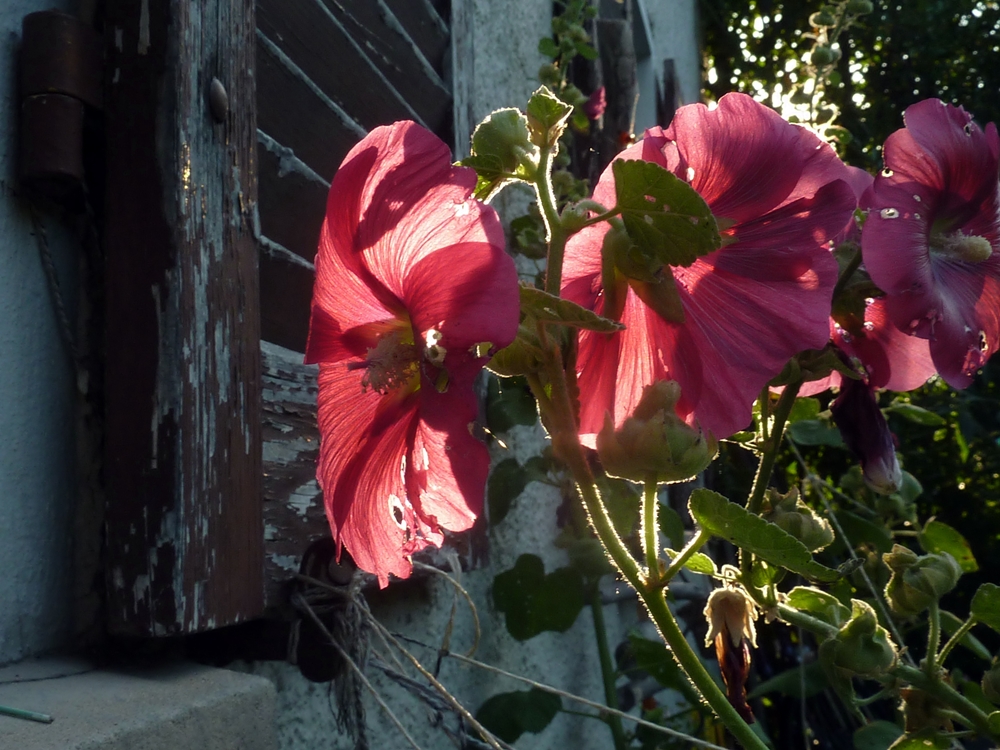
[584,86,607,120]
[305,121,519,587]
[562,92,855,441]
[862,98,1000,388]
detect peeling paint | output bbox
[288,479,321,518]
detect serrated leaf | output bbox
[971,583,1000,633]
[658,505,685,549]
[613,159,720,270]
[788,419,845,446]
[688,489,840,582]
[919,520,977,572]
[787,397,821,424]
[940,610,991,661]
[487,458,529,525]
[664,548,716,576]
[520,284,624,332]
[537,37,560,57]
[526,86,573,147]
[853,721,903,750]
[493,554,585,640]
[886,403,947,426]
[786,586,852,627]
[749,662,828,699]
[464,109,538,200]
[476,688,561,743]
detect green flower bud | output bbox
[762,488,835,552]
[845,0,874,15]
[538,63,561,86]
[820,599,897,679]
[596,380,718,484]
[883,544,962,617]
[809,10,837,26]
[811,45,839,66]
[982,658,1000,704]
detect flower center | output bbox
[354,329,419,395]
[930,230,993,264]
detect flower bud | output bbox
[538,63,561,86]
[830,375,901,494]
[845,0,874,15]
[596,381,718,483]
[983,658,1000,704]
[811,45,839,66]
[820,599,897,679]
[762,488,835,552]
[809,10,837,26]
[883,544,962,617]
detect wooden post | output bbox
[103,0,263,635]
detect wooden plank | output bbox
[256,0,420,131]
[257,134,329,264]
[321,0,452,134]
[256,37,362,180]
[103,0,263,635]
[260,246,314,353]
[382,0,450,74]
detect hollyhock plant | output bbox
[862,98,1000,388]
[305,121,519,587]
[562,92,855,441]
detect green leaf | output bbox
[464,109,538,200]
[600,475,641,539]
[971,583,1000,633]
[887,732,951,750]
[831,509,894,555]
[885,403,947,426]
[476,688,561,743]
[939,610,991,661]
[852,721,902,750]
[664,548,717,576]
[520,284,624,332]
[623,634,691,695]
[688,489,840,582]
[658,505,685,549]
[563,538,615,579]
[749,662,828,699]
[786,586,852,627]
[526,86,574,147]
[485,375,538,434]
[896,471,923,503]
[612,159,720,270]
[787,397,821,423]
[537,37,560,58]
[575,41,599,60]
[788,419,845,446]
[487,458,529,525]
[493,555,586,640]
[919,520,978,572]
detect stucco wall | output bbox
[0,0,79,666]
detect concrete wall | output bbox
[0,0,79,666]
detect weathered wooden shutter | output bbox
[256,0,454,608]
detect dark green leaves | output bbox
[971,583,1000,633]
[612,159,720,270]
[787,419,845,446]
[487,456,549,525]
[485,375,538,435]
[852,721,903,750]
[689,489,840,581]
[918,520,978,572]
[749,662,828,699]
[493,554,585,640]
[475,688,561,743]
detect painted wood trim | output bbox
[103,0,263,636]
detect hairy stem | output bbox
[535,146,568,295]
[590,587,629,750]
[642,475,661,583]
[925,602,941,676]
[658,528,712,588]
[937,616,977,666]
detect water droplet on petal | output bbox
[841,331,853,343]
[914,213,921,220]
[686,166,696,182]
[689,216,699,225]
[863,321,875,331]
[881,168,894,177]
[455,201,471,217]
[880,208,900,219]
[864,297,875,307]
[964,123,973,136]
[913,194,921,202]
[909,319,921,330]
[981,331,990,353]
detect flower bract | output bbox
[305,121,519,586]
[562,92,854,441]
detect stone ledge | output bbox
[0,658,276,750]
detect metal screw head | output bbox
[208,77,228,123]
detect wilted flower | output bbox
[862,98,1000,388]
[704,584,759,723]
[305,122,519,586]
[562,92,854,442]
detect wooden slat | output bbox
[320,0,452,134]
[256,0,419,131]
[382,0,450,74]
[104,0,263,636]
[260,248,314,353]
[257,136,329,264]
[256,37,362,180]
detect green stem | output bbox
[658,528,712,587]
[775,603,839,640]
[937,616,977,666]
[830,245,862,301]
[642,474,661,583]
[925,602,941,676]
[590,587,629,750]
[576,207,622,232]
[535,146,568,295]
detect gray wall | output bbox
[0,0,79,666]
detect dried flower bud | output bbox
[883,545,962,617]
[762,488,835,552]
[704,586,757,723]
[596,381,718,483]
[900,687,953,733]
